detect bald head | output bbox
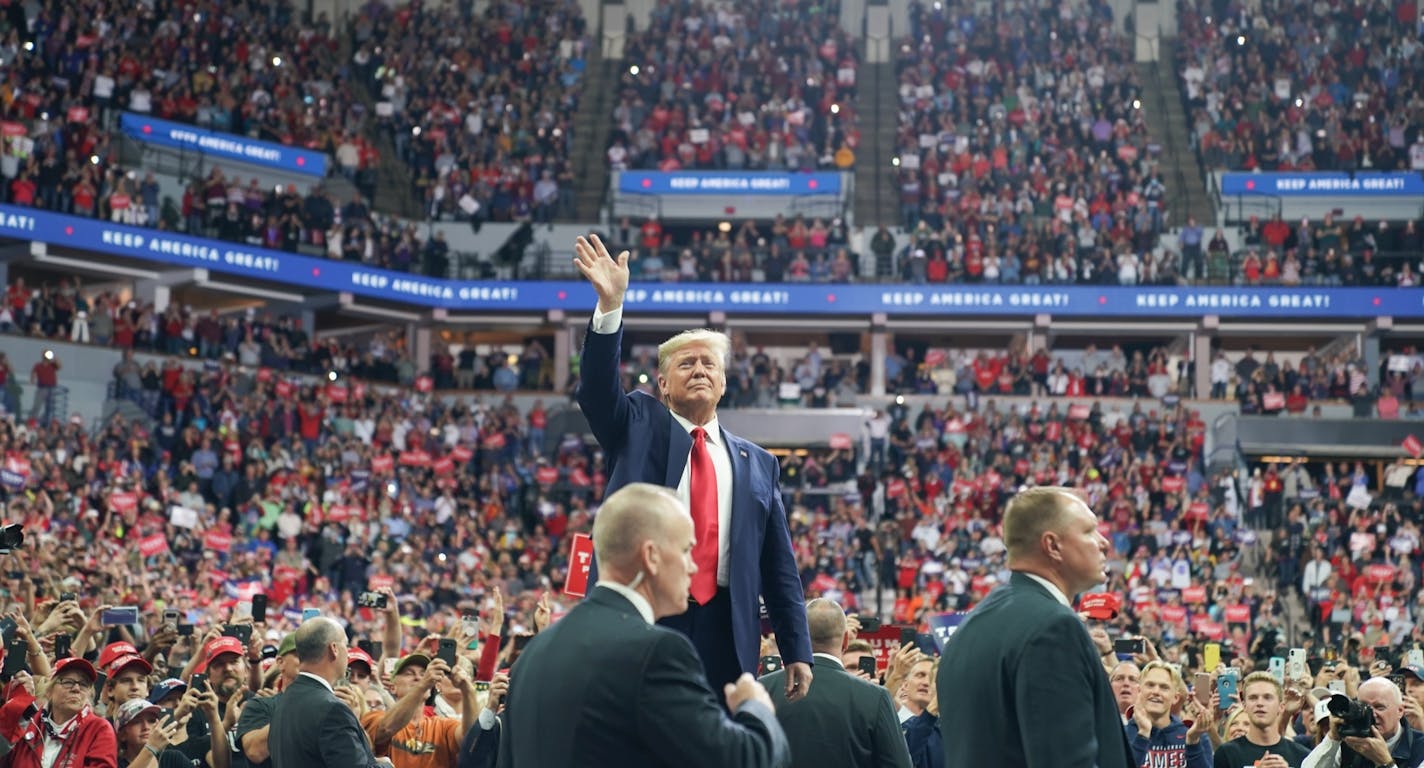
[294,617,345,663]
[592,483,689,578]
[806,598,847,654]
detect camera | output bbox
[1327,694,1375,739]
[0,524,24,554]
[358,591,388,609]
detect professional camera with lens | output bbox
[0,524,23,554]
[1327,694,1375,739]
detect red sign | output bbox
[1161,475,1185,493]
[1183,585,1206,604]
[203,531,232,552]
[1187,502,1210,520]
[570,467,591,487]
[432,456,455,475]
[351,381,367,401]
[399,449,431,467]
[368,575,394,591]
[1195,620,1225,639]
[1263,392,1286,410]
[828,432,853,450]
[0,122,26,137]
[275,380,293,399]
[1068,404,1090,420]
[482,432,507,450]
[67,106,89,123]
[273,565,302,584]
[1366,564,1397,582]
[1161,605,1187,623]
[109,491,138,513]
[924,349,947,367]
[1224,604,1251,623]
[415,376,434,393]
[886,478,907,499]
[451,445,474,462]
[371,455,394,474]
[536,466,559,485]
[1044,421,1062,441]
[326,383,348,403]
[562,533,594,597]
[1405,435,1423,458]
[256,368,273,383]
[325,505,350,523]
[137,533,169,557]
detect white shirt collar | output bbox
[1021,572,1072,607]
[670,411,721,445]
[298,671,334,692]
[812,652,845,669]
[596,580,655,625]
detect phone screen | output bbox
[437,639,457,666]
[1193,672,1212,705]
[251,594,267,624]
[858,655,878,676]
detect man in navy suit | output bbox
[573,233,814,701]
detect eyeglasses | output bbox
[53,678,91,690]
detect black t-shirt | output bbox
[1211,736,1311,768]
[234,695,277,768]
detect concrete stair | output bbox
[852,61,899,274]
[1139,40,1215,229]
[570,46,612,223]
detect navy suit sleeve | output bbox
[757,454,812,665]
[318,700,378,768]
[575,322,631,456]
[1012,612,1106,768]
[636,631,790,768]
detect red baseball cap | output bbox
[106,654,153,679]
[346,648,375,671]
[98,642,139,670]
[197,637,245,672]
[53,658,99,683]
[1078,592,1122,621]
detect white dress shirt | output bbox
[593,304,734,587]
[596,579,655,625]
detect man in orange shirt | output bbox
[360,653,478,768]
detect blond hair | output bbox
[1139,660,1184,691]
[1240,671,1282,701]
[657,329,731,375]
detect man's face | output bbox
[107,669,149,706]
[1404,676,1424,709]
[1053,496,1110,594]
[392,664,426,699]
[1137,668,1175,720]
[1110,663,1140,714]
[842,651,872,674]
[657,343,726,417]
[207,653,247,697]
[348,663,373,687]
[1241,681,1283,729]
[905,660,934,708]
[1359,681,1404,738]
[649,513,697,618]
[280,652,300,682]
[122,712,161,748]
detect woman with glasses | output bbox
[7,657,119,768]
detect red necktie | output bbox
[689,426,719,605]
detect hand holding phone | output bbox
[251,594,267,624]
[857,655,878,677]
[437,638,457,666]
[101,606,139,626]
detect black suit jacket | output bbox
[937,573,1133,768]
[761,656,912,768]
[576,321,811,674]
[496,586,790,768]
[269,675,378,768]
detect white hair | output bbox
[657,329,731,374]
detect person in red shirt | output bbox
[29,350,60,424]
[7,657,117,768]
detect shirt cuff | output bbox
[591,305,622,334]
[479,707,496,730]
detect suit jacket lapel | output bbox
[665,411,691,489]
[724,428,753,557]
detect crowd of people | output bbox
[607,0,861,172]
[356,0,586,223]
[1176,0,1424,173]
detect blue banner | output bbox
[928,612,969,652]
[616,170,842,195]
[1220,171,1424,197]
[119,113,328,178]
[4,204,1424,317]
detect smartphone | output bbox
[0,617,15,641]
[475,681,490,693]
[163,609,181,625]
[1287,648,1307,680]
[1374,646,1392,666]
[102,606,139,626]
[511,634,532,653]
[1203,642,1221,673]
[302,608,321,622]
[177,623,195,637]
[357,592,388,609]
[460,611,478,638]
[5,571,21,580]
[251,594,267,624]
[1,637,28,678]
[437,638,457,666]
[53,633,71,660]
[858,616,881,633]
[60,592,76,603]
[1328,680,1346,694]
[92,672,107,703]
[1114,638,1145,656]
[234,601,252,620]
[221,624,252,645]
[1193,672,1212,706]
[760,655,783,675]
[1408,648,1424,668]
[190,673,208,693]
[858,655,878,676]
[1268,656,1285,683]
[900,627,916,647]
[915,633,939,655]
[1217,669,1239,707]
